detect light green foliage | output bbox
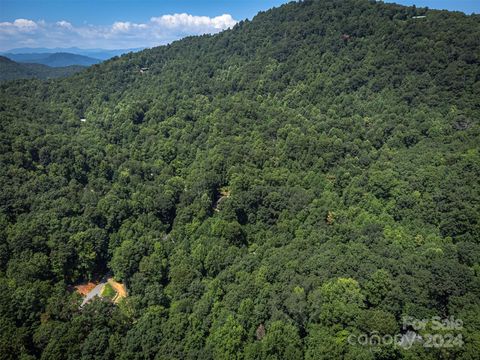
[309,278,365,327]
[207,314,246,359]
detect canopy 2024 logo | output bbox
[348,316,464,349]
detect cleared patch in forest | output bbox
[213,187,230,212]
[75,276,127,307]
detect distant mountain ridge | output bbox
[4,52,101,67]
[2,47,144,60]
[0,55,86,81]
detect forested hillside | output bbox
[0,56,86,81]
[0,0,479,359]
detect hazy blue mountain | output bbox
[2,47,144,60]
[0,55,86,81]
[4,52,101,67]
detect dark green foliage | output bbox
[0,0,479,358]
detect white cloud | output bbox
[0,18,38,33]
[13,18,38,30]
[111,21,147,33]
[0,14,238,51]
[56,20,73,29]
[151,13,237,31]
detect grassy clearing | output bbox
[101,283,116,299]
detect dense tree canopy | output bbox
[0,0,479,359]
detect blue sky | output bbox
[0,0,479,51]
